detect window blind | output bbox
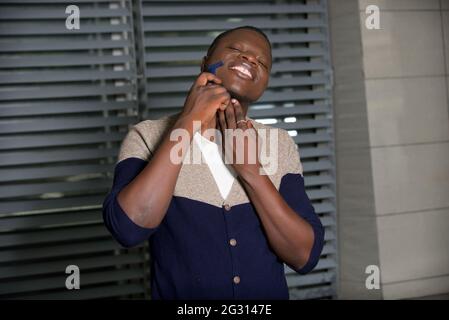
[0,0,150,299]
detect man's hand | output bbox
[217,98,262,180]
[180,72,230,131]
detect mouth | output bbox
[229,61,255,81]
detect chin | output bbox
[228,90,252,104]
[226,85,260,103]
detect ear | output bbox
[201,56,208,72]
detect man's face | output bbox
[202,29,272,104]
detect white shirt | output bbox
[193,131,237,200]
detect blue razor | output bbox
[206,61,224,75]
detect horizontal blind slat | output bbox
[0,196,105,216]
[0,8,130,20]
[0,164,114,182]
[0,39,131,52]
[0,238,124,263]
[145,33,325,47]
[0,224,111,248]
[0,179,111,199]
[0,252,144,279]
[142,4,324,16]
[0,268,144,295]
[14,283,145,300]
[143,19,326,32]
[0,132,126,150]
[0,101,136,117]
[0,22,131,35]
[0,148,119,166]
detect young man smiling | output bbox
[102,26,324,300]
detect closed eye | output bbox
[229,46,268,69]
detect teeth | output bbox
[231,66,252,79]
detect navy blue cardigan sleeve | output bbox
[279,173,325,274]
[102,157,158,248]
[278,136,325,275]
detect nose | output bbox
[240,52,258,67]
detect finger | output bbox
[218,109,227,132]
[232,99,247,130]
[216,92,231,111]
[219,110,235,163]
[213,114,221,144]
[195,72,222,87]
[215,114,220,130]
[248,120,258,144]
[210,85,228,96]
[225,104,237,130]
[217,110,227,155]
[241,119,256,164]
[249,120,260,160]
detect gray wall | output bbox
[329,0,449,299]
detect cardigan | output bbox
[102,113,325,300]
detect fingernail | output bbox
[231,98,237,104]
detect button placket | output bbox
[222,200,240,297]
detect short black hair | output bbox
[206,26,272,59]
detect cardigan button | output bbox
[223,203,231,211]
[229,238,237,246]
[233,276,240,284]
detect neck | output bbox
[200,103,249,136]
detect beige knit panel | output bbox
[173,118,299,208]
[116,114,178,164]
[115,113,301,208]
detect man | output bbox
[102,26,324,300]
